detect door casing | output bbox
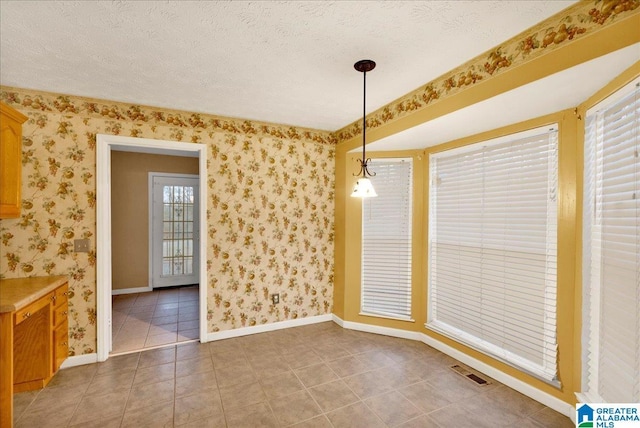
[96,134,207,361]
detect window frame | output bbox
[579,77,640,403]
[359,157,414,322]
[426,125,560,385]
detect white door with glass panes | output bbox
[150,173,199,288]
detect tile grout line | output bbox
[115,351,140,428]
[12,388,41,426]
[289,352,330,427]
[246,341,281,426]
[172,345,178,428]
[207,347,229,428]
[209,340,241,427]
[64,365,101,427]
[15,321,573,427]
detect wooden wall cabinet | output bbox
[0,102,28,219]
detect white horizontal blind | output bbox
[582,79,639,403]
[361,158,413,320]
[428,127,558,382]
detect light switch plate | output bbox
[271,293,280,304]
[74,239,90,252]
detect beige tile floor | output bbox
[13,322,574,428]
[111,286,199,354]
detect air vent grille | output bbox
[450,364,491,386]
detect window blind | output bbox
[428,126,559,383]
[361,158,413,320]
[581,79,639,403]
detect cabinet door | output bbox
[13,306,51,385]
[0,103,27,218]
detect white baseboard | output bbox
[60,353,98,369]
[111,286,153,295]
[332,314,345,327]
[420,333,575,421]
[335,315,422,342]
[207,314,333,341]
[333,315,575,421]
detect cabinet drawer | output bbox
[52,283,68,309]
[14,295,51,326]
[53,304,68,328]
[53,320,68,372]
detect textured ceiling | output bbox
[0,0,577,132]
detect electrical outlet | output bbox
[271,293,280,304]
[74,239,90,252]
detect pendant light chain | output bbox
[362,68,367,173]
[351,59,378,198]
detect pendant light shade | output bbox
[351,59,377,198]
[350,177,377,197]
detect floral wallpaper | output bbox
[1,0,636,357]
[335,0,640,143]
[0,87,335,355]
[207,134,334,330]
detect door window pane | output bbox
[160,184,197,277]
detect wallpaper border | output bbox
[334,0,640,143]
[0,87,336,146]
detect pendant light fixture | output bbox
[350,59,377,198]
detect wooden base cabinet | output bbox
[0,276,69,427]
[12,282,68,392]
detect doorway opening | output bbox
[96,134,207,361]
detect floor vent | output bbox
[450,364,491,386]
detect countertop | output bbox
[0,276,68,313]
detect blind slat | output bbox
[362,159,413,320]
[582,80,639,403]
[428,126,559,383]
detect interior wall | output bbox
[340,109,581,403]
[333,8,638,407]
[0,89,335,356]
[333,6,640,316]
[336,67,637,417]
[110,151,198,291]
